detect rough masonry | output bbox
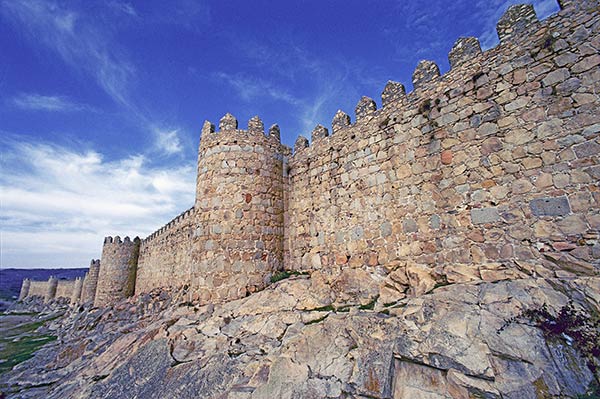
[19,0,600,307]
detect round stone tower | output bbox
[18,278,31,301]
[70,277,84,305]
[192,114,288,303]
[81,259,100,304]
[44,276,58,303]
[94,236,140,307]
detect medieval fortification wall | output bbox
[135,208,194,295]
[20,259,100,305]
[18,0,600,307]
[286,1,599,284]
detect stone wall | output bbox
[55,279,75,301]
[19,267,96,306]
[81,259,100,304]
[285,1,599,294]
[26,280,48,299]
[92,0,598,307]
[94,237,140,307]
[135,208,194,294]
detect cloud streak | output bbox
[216,38,381,139]
[11,93,90,112]
[215,72,302,106]
[0,136,196,268]
[108,1,138,17]
[1,0,135,109]
[153,128,184,156]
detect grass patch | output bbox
[270,270,309,284]
[305,314,328,325]
[358,296,379,310]
[0,314,60,375]
[311,304,335,312]
[0,334,57,374]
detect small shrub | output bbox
[500,301,600,375]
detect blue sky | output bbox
[0,0,559,268]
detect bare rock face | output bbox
[2,272,598,399]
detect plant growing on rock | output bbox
[500,301,600,378]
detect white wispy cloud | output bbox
[215,38,379,139]
[215,72,302,106]
[153,128,183,155]
[108,1,137,17]
[0,136,196,268]
[1,0,135,109]
[11,93,89,112]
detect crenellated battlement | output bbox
[103,235,139,246]
[285,0,599,280]
[198,113,286,155]
[142,207,194,245]
[289,1,564,159]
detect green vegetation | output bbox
[311,304,335,312]
[0,314,59,375]
[305,314,328,325]
[358,296,379,310]
[270,270,309,284]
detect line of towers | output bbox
[18,259,98,305]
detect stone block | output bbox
[248,116,264,134]
[294,136,309,153]
[355,96,377,120]
[332,110,351,133]
[219,113,238,131]
[311,124,329,142]
[471,208,500,225]
[573,141,600,159]
[530,196,571,217]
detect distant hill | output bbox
[0,268,87,302]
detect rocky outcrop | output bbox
[2,269,598,399]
